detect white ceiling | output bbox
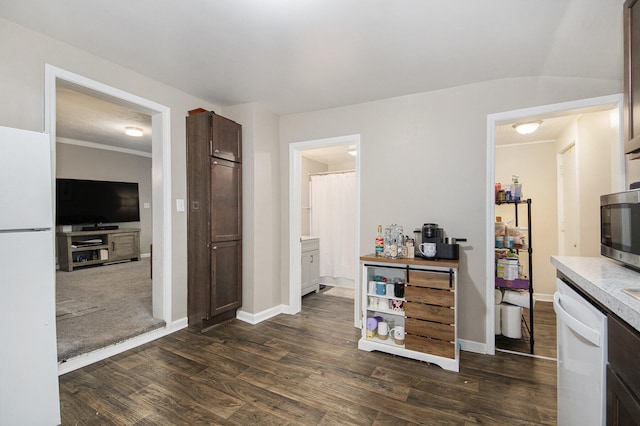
[0,1,625,152]
[56,83,152,153]
[0,0,623,115]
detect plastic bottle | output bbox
[375,225,384,256]
[512,175,522,201]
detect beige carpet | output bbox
[323,285,354,299]
[56,258,165,362]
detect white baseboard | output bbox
[236,305,287,325]
[58,317,187,375]
[459,339,488,354]
[534,293,553,303]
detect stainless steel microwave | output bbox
[601,189,640,271]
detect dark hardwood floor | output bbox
[59,291,557,425]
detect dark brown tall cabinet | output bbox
[187,110,242,331]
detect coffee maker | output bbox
[421,223,443,244]
[415,223,464,260]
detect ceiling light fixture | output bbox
[125,126,144,137]
[348,149,357,156]
[512,121,542,135]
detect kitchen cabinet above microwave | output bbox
[624,0,640,158]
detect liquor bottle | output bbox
[375,225,384,256]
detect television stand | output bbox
[56,228,140,271]
[81,225,119,231]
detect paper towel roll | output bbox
[501,303,522,339]
[502,290,534,309]
[494,304,501,335]
[495,289,503,304]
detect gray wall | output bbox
[56,142,153,254]
[279,76,622,347]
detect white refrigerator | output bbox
[0,126,61,425]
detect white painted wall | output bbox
[577,110,618,256]
[222,103,281,315]
[279,76,620,346]
[496,141,558,297]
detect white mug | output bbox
[377,321,388,338]
[390,326,405,344]
[419,242,437,258]
[386,283,395,297]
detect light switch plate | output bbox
[176,199,185,212]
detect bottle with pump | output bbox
[375,225,384,256]
[512,175,522,201]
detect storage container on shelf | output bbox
[508,227,528,249]
[495,217,506,248]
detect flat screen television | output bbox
[56,178,140,228]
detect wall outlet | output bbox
[176,199,185,212]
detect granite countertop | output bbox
[551,256,640,333]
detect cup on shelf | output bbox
[375,282,386,295]
[390,326,405,345]
[377,321,389,340]
[386,283,395,297]
[391,300,404,312]
[368,281,376,294]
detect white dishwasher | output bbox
[554,278,607,426]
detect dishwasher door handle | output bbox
[553,291,601,347]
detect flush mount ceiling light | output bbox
[125,126,144,137]
[512,120,542,135]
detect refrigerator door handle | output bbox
[553,291,601,347]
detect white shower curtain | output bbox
[310,172,356,283]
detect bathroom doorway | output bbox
[288,135,361,328]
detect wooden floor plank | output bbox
[58,290,557,425]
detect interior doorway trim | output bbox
[485,93,624,355]
[44,64,173,358]
[288,135,361,327]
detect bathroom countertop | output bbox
[551,256,640,333]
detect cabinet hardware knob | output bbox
[213,161,218,165]
[214,149,219,153]
[212,246,217,250]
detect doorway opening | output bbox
[44,65,175,373]
[288,135,361,328]
[486,94,624,356]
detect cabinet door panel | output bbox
[405,285,454,307]
[404,302,454,324]
[404,334,455,359]
[607,367,640,425]
[212,114,242,162]
[110,233,139,260]
[405,317,454,341]
[210,158,242,241]
[209,240,242,317]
